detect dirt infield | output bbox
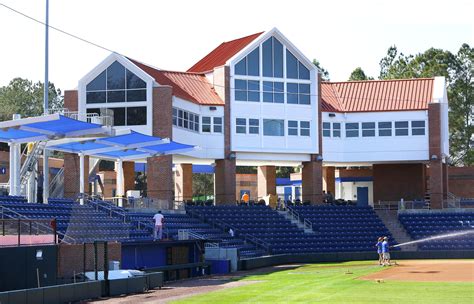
[361,260,474,282]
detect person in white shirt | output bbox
[153,211,164,240]
[229,228,235,237]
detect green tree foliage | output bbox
[0,78,64,121]
[192,173,214,199]
[349,67,374,81]
[379,44,473,166]
[312,59,330,81]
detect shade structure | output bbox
[0,114,108,143]
[48,131,197,160]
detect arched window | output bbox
[86,61,146,103]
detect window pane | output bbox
[333,122,341,130]
[274,93,284,103]
[202,125,211,133]
[202,117,211,124]
[300,121,310,128]
[235,57,247,75]
[395,129,409,136]
[362,122,375,129]
[263,92,273,103]
[289,128,298,136]
[107,90,125,103]
[346,130,359,137]
[323,130,330,137]
[299,63,310,79]
[214,125,222,133]
[289,121,298,128]
[236,118,246,125]
[273,38,283,77]
[111,107,125,126]
[362,130,375,137]
[248,80,259,91]
[247,48,259,76]
[333,130,341,137]
[126,70,146,89]
[213,117,222,125]
[323,122,331,129]
[249,119,259,126]
[287,93,298,104]
[286,50,298,79]
[235,91,247,101]
[86,92,106,103]
[299,84,310,94]
[249,127,259,134]
[248,91,260,102]
[300,129,310,136]
[86,71,106,91]
[274,82,284,92]
[235,79,247,90]
[262,38,273,77]
[127,107,147,125]
[412,121,425,128]
[127,89,146,102]
[378,122,392,129]
[86,108,101,115]
[263,119,284,136]
[236,126,246,134]
[299,94,310,104]
[412,128,425,135]
[379,129,391,136]
[107,61,125,90]
[395,121,408,128]
[346,123,359,130]
[287,83,298,93]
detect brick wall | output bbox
[373,163,425,202]
[323,166,335,194]
[64,154,89,198]
[123,161,135,193]
[448,166,474,198]
[428,102,445,209]
[236,174,257,201]
[174,163,193,201]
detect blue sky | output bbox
[0,0,472,91]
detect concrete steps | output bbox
[278,210,315,234]
[376,210,417,251]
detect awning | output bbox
[0,114,109,143]
[48,131,197,161]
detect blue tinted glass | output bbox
[263,92,273,102]
[111,107,125,126]
[395,121,408,128]
[287,83,298,93]
[235,58,247,75]
[247,48,259,76]
[107,61,125,90]
[263,119,284,136]
[235,79,247,90]
[107,90,125,103]
[127,107,147,125]
[301,121,310,128]
[248,80,259,91]
[288,120,298,128]
[299,94,310,105]
[86,92,106,103]
[262,38,273,77]
[214,117,222,124]
[299,62,310,79]
[273,38,283,77]
[412,129,425,135]
[127,89,146,102]
[286,50,298,79]
[236,118,246,125]
[323,122,330,129]
[300,129,310,136]
[249,119,259,126]
[412,121,425,128]
[86,71,106,91]
[274,82,284,92]
[362,122,375,129]
[263,81,273,92]
[248,91,260,102]
[235,91,247,101]
[126,70,146,89]
[274,93,284,103]
[299,84,310,94]
[287,93,298,104]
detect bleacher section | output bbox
[188,205,394,254]
[399,212,474,250]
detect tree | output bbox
[349,67,374,81]
[0,78,63,121]
[379,44,473,166]
[193,173,214,200]
[312,59,330,81]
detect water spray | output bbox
[392,230,474,248]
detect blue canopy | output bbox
[0,114,108,143]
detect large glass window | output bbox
[286,50,310,80]
[249,119,259,134]
[333,123,341,137]
[86,61,146,104]
[288,120,298,136]
[235,79,260,102]
[235,48,260,76]
[412,121,426,135]
[213,117,223,133]
[287,83,310,105]
[172,107,200,132]
[263,81,284,103]
[323,122,331,137]
[395,121,409,136]
[263,119,284,136]
[262,37,284,78]
[346,123,359,138]
[202,117,211,133]
[378,122,392,136]
[300,121,310,136]
[236,118,246,134]
[362,122,376,137]
[127,107,147,125]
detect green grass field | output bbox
[172,261,474,304]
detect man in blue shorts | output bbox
[376,237,384,265]
[382,236,391,266]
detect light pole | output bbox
[42,0,50,203]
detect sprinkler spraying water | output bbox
[392,230,474,248]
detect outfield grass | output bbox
[172,261,474,304]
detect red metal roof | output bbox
[130,59,224,106]
[187,32,264,73]
[321,78,434,112]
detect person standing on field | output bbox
[376,237,384,265]
[382,236,391,266]
[153,211,164,240]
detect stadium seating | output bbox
[399,212,474,250]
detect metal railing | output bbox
[80,194,128,223]
[49,108,113,127]
[286,205,313,231]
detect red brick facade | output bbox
[448,166,474,198]
[174,163,193,201]
[373,163,425,202]
[123,161,135,193]
[64,153,90,198]
[428,102,447,209]
[323,166,335,195]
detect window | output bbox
[236,118,246,134]
[235,79,260,102]
[323,122,331,137]
[263,81,284,103]
[213,117,223,133]
[300,121,310,136]
[333,123,341,137]
[127,107,147,125]
[202,117,211,133]
[378,122,392,136]
[172,108,177,125]
[235,48,260,76]
[288,121,298,136]
[362,122,376,137]
[412,121,425,135]
[286,50,310,79]
[86,61,146,104]
[110,107,125,126]
[249,119,259,134]
[395,121,409,136]
[263,119,284,136]
[346,123,359,137]
[262,37,284,78]
[287,83,310,105]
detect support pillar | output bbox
[123,161,135,194]
[214,159,236,205]
[43,149,49,203]
[428,102,444,209]
[323,166,336,196]
[174,163,193,202]
[302,155,323,204]
[116,159,124,207]
[64,153,89,199]
[257,166,276,200]
[147,155,173,209]
[79,153,85,205]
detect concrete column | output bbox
[116,159,124,207]
[323,166,336,196]
[214,159,236,205]
[257,165,276,199]
[302,155,323,204]
[174,163,193,202]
